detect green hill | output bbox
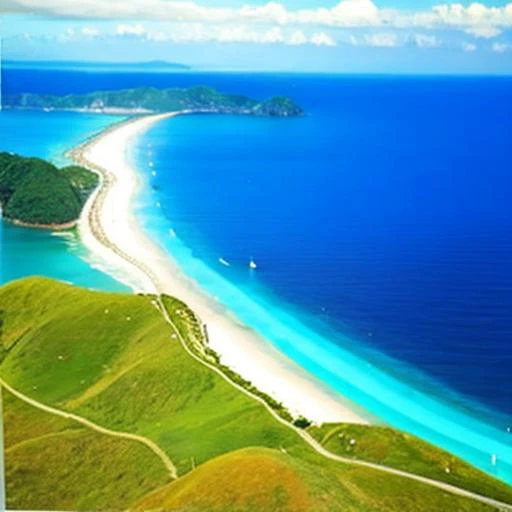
[3,86,304,117]
[133,446,502,512]
[0,277,510,511]
[0,152,98,227]
[3,388,169,511]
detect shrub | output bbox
[293,416,312,429]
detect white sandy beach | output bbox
[75,112,368,425]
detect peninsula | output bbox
[0,152,98,229]
[3,86,304,117]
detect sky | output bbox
[1,0,512,73]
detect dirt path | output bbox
[156,298,512,512]
[0,378,177,480]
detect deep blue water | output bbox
[137,102,512,420]
[3,69,512,480]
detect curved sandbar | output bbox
[72,112,368,425]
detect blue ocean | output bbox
[2,69,512,481]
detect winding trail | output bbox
[72,114,512,511]
[156,297,512,512]
[0,378,177,480]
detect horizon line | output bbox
[3,60,512,78]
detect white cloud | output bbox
[362,32,398,47]
[42,25,100,43]
[81,26,99,38]
[349,32,442,49]
[145,31,168,42]
[116,23,146,37]
[310,32,337,47]
[261,27,285,44]
[211,25,286,44]
[56,27,75,43]
[315,0,381,27]
[146,24,336,47]
[432,3,491,27]
[4,0,512,36]
[1,0,381,26]
[409,33,442,48]
[462,41,477,52]
[288,30,307,46]
[5,0,512,55]
[464,26,502,38]
[238,2,291,25]
[492,42,511,53]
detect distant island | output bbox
[3,59,191,71]
[3,86,304,117]
[0,152,98,229]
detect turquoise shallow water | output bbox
[0,110,127,291]
[0,110,118,165]
[0,223,126,291]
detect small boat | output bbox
[219,258,230,267]
[149,161,154,168]
[156,201,161,208]
[152,171,157,177]
[249,259,257,270]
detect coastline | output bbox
[5,106,155,115]
[4,217,77,231]
[72,112,369,425]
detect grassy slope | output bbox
[0,277,508,511]
[0,277,300,473]
[3,389,170,510]
[309,424,512,506]
[133,446,500,512]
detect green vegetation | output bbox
[308,423,512,507]
[161,294,294,423]
[61,164,100,203]
[0,152,98,226]
[3,389,170,510]
[133,446,502,512]
[0,278,300,478]
[4,86,304,117]
[253,96,305,117]
[0,277,509,511]
[294,416,313,429]
[133,448,316,512]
